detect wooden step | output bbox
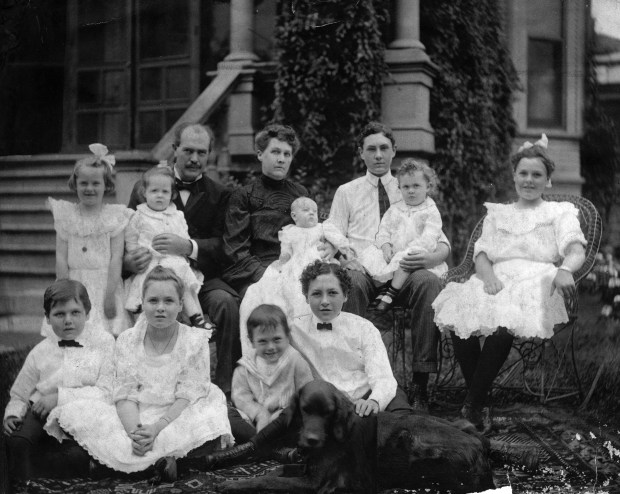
[0,209,53,227]
[0,230,56,246]
[0,315,44,334]
[0,181,70,194]
[0,274,55,293]
[0,167,72,179]
[0,290,44,316]
[0,252,55,274]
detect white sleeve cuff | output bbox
[189,239,198,260]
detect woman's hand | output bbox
[482,275,504,295]
[551,269,576,299]
[3,416,22,436]
[103,291,117,319]
[130,422,161,455]
[32,393,58,419]
[354,399,379,417]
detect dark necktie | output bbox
[175,178,200,195]
[378,179,390,219]
[58,340,83,348]
[317,322,332,331]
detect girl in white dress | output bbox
[361,159,448,312]
[51,266,232,481]
[432,135,586,433]
[238,197,350,356]
[42,143,131,336]
[124,165,208,329]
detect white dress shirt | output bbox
[326,170,449,257]
[4,324,114,421]
[174,169,201,260]
[289,312,397,411]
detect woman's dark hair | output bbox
[136,165,178,205]
[44,279,91,317]
[510,145,556,177]
[246,304,290,342]
[300,260,352,297]
[255,124,300,155]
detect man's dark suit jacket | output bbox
[127,174,233,294]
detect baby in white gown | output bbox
[239,197,350,356]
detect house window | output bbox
[526,0,564,128]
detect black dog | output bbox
[220,380,496,493]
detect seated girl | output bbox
[238,197,350,355]
[232,304,313,432]
[49,266,232,481]
[432,134,586,434]
[124,165,209,329]
[360,159,448,311]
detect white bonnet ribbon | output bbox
[517,133,548,153]
[88,143,116,167]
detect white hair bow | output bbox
[88,143,116,167]
[517,134,548,153]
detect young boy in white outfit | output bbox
[3,279,114,479]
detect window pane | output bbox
[103,71,125,105]
[166,66,190,99]
[103,112,127,148]
[165,109,185,131]
[138,0,189,59]
[140,68,162,101]
[138,111,162,144]
[527,39,563,128]
[77,113,99,144]
[527,0,562,39]
[77,71,100,105]
[78,24,105,63]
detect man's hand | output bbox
[3,416,22,436]
[318,240,337,261]
[551,269,576,299]
[32,393,58,419]
[399,251,433,272]
[124,247,152,274]
[152,234,192,257]
[354,399,379,417]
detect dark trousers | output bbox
[199,284,241,396]
[344,269,441,374]
[450,328,514,408]
[6,410,89,480]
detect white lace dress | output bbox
[42,198,132,336]
[52,321,231,473]
[124,204,203,311]
[238,223,350,356]
[359,198,448,282]
[432,201,586,340]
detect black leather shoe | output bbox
[461,403,493,435]
[153,456,177,484]
[409,384,429,414]
[271,447,302,464]
[204,442,256,470]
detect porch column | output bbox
[382,0,437,160]
[225,0,259,62]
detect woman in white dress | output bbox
[50,266,231,481]
[432,135,586,434]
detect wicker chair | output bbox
[436,194,602,403]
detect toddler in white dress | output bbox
[125,165,209,329]
[361,159,447,311]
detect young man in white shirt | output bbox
[324,122,450,411]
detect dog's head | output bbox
[295,380,355,450]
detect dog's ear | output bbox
[331,384,354,442]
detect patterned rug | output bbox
[11,407,620,494]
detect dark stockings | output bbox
[451,328,514,408]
